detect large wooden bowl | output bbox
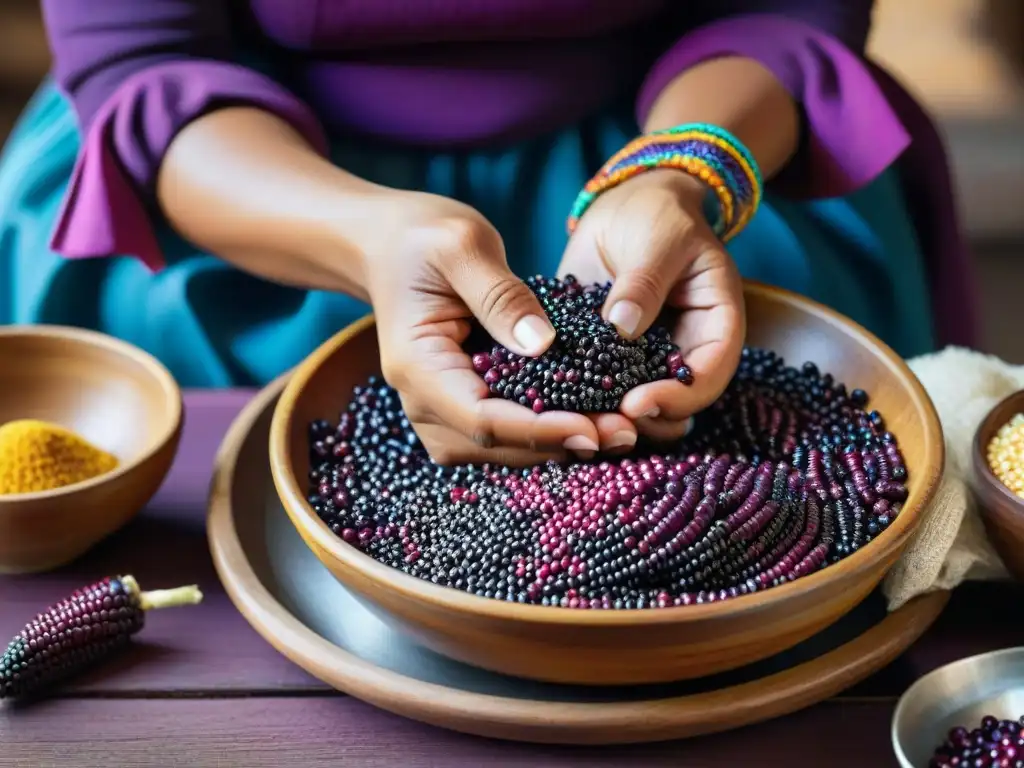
[972,390,1024,580]
[0,326,182,573]
[270,282,944,686]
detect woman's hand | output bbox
[558,170,746,441]
[364,191,605,466]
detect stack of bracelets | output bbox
[567,122,763,242]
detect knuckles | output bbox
[425,443,459,466]
[425,215,502,270]
[380,367,432,424]
[379,358,409,393]
[469,405,496,449]
[475,275,532,325]
[385,211,502,280]
[470,424,496,450]
[618,267,666,308]
[399,397,432,426]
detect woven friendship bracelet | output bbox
[567,123,762,242]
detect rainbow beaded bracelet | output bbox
[567,123,763,243]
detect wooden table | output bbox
[1,391,1022,767]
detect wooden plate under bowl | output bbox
[270,281,945,686]
[0,325,182,573]
[972,390,1024,580]
[210,377,950,744]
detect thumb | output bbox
[445,249,555,358]
[601,222,699,340]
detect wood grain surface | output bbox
[0,698,897,768]
[0,390,1021,766]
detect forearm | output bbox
[643,56,800,181]
[156,107,379,300]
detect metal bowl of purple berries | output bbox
[270,279,945,686]
[892,648,1024,767]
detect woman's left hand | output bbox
[558,169,746,447]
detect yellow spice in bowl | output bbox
[0,420,118,495]
[987,413,1024,499]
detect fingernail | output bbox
[606,431,637,450]
[513,315,555,356]
[683,416,695,435]
[607,301,643,337]
[564,435,599,453]
[643,407,661,419]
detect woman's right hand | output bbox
[362,191,612,467]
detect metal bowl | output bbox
[892,647,1024,767]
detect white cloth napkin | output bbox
[883,347,1024,610]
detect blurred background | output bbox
[0,0,1021,360]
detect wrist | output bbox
[317,181,414,300]
[643,57,799,180]
[568,124,761,242]
[616,168,707,204]
[595,169,721,241]
[333,189,492,302]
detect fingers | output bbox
[414,368,601,456]
[599,217,719,342]
[467,391,600,455]
[621,380,692,422]
[620,250,745,423]
[416,423,566,467]
[375,213,603,460]
[588,412,638,454]
[435,218,555,358]
[620,311,744,422]
[601,249,675,341]
[379,319,600,456]
[598,222,712,339]
[557,227,613,286]
[634,415,694,443]
[421,416,641,466]
[420,415,639,466]
[592,196,686,341]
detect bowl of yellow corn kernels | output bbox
[0,325,182,574]
[972,390,1024,581]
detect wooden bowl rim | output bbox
[270,281,945,627]
[215,374,951,743]
[971,389,1024,514]
[0,324,183,502]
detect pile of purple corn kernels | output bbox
[928,715,1024,767]
[306,333,910,609]
[470,275,692,413]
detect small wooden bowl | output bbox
[0,326,182,574]
[270,282,944,686]
[972,390,1024,580]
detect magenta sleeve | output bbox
[41,0,328,269]
[636,9,911,199]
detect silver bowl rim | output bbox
[891,646,1024,767]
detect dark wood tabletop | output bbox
[1,390,1022,768]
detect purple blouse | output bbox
[39,0,978,347]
